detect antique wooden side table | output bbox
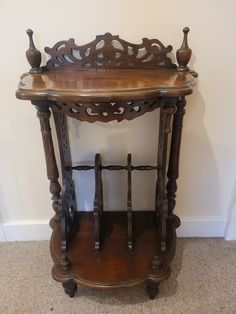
[16,27,197,299]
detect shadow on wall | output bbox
[69,110,159,212]
[103,113,159,212]
[68,87,221,219]
[225,177,236,239]
[0,195,4,223]
[0,154,26,222]
[176,87,221,218]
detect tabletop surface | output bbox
[16,68,197,102]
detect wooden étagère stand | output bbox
[16,28,197,299]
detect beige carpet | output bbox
[0,238,235,314]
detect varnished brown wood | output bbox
[44,32,176,70]
[53,111,77,252]
[16,29,197,299]
[62,281,77,298]
[155,105,176,253]
[52,98,165,123]
[146,280,159,299]
[52,211,176,289]
[35,102,70,270]
[166,97,186,227]
[94,153,103,250]
[16,68,196,103]
[127,153,133,250]
[26,29,42,74]
[177,28,192,71]
[147,255,171,299]
[67,164,160,171]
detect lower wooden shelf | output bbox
[50,211,176,291]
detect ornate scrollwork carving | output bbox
[45,32,176,70]
[52,111,77,254]
[51,98,167,123]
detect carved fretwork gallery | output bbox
[16,27,197,299]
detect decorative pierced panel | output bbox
[53,111,76,211]
[45,33,176,69]
[51,98,178,123]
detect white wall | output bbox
[0,0,235,240]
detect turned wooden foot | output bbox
[146,255,170,299]
[146,281,159,299]
[62,281,77,297]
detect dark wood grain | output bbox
[52,98,165,123]
[177,27,192,71]
[127,153,133,250]
[52,111,77,252]
[52,211,176,289]
[166,97,186,227]
[16,28,197,299]
[16,68,196,102]
[44,32,176,70]
[26,29,42,73]
[156,105,176,253]
[93,153,103,250]
[34,102,70,270]
[62,281,77,298]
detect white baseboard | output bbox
[2,220,51,242]
[0,224,5,242]
[177,217,227,237]
[224,207,236,240]
[0,217,228,242]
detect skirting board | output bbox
[0,224,5,242]
[2,220,51,242]
[224,207,236,240]
[176,218,227,238]
[0,217,228,242]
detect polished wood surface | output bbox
[16,68,196,102]
[44,32,176,70]
[16,28,197,299]
[51,211,175,289]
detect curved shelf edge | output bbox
[16,85,194,102]
[52,265,145,289]
[50,211,178,290]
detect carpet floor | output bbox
[0,238,235,314]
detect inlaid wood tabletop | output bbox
[16,68,197,102]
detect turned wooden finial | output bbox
[26,29,42,73]
[176,27,192,71]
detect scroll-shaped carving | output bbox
[53,111,77,253]
[166,96,186,228]
[45,32,176,69]
[51,98,166,123]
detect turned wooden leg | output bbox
[166,96,186,226]
[146,281,159,299]
[33,101,71,270]
[147,255,171,299]
[62,281,77,298]
[156,105,176,252]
